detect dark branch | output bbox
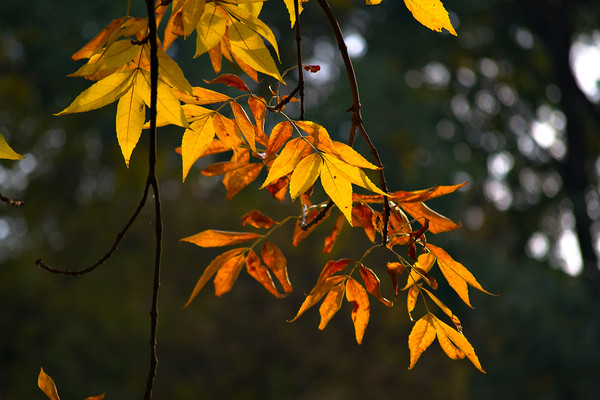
[294,0,305,120]
[0,192,24,207]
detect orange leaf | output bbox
[289,275,345,322]
[261,240,292,293]
[421,287,462,331]
[245,250,284,298]
[213,249,247,296]
[181,229,260,248]
[386,261,405,296]
[345,278,370,344]
[267,177,289,202]
[261,138,311,188]
[317,258,354,283]
[241,210,275,229]
[183,248,246,307]
[295,121,335,152]
[390,182,468,203]
[318,279,347,329]
[432,315,485,372]
[223,163,263,200]
[38,368,60,400]
[231,101,256,152]
[323,212,345,254]
[212,113,243,153]
[408,313,436,369]
[436,323,466,360]
[407,284,420,316]
[205,73,250,92]
[265,121,293,159]
[427,243,492,308]
[359,264,393,307]
[174,86,231,105]
[403,253,436,290]
[201,161,240,177]
[330,141,378,169]
[351,204,376,242]
[208,43,223,74]
[72,17,127,60]
[292,207,329,246]
[399,201,460,234]
[248,96,269,146]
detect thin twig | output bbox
[316,0,391,244]
[294,0,305,120]
[0,192,24,207]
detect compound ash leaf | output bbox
[116,81,145,167]
[228,21,282,81]
[399,201,460,234]
[289,153,322,200]
[245,249,284,298]
[157,46,193,95]
[351,204,376,242]
[432,314,485,372]
[156,78,190,128]
[387,261,405,296]
[402,252,436,290]
[70,39,140,78]
[213,248,247,296]
[359,264,393,307]
[404,0,457,36]
[427,243,492,308]
[318,279,347,329]
[435,321,465,360]
[181,112,215,181]
[262,240,292,293]
[183,248,246,307]
[194,2,227,57]
[241,209,275,229]
[323,212,345,254]
[56,71,134,115]
[345,277,370,344]
[267,176,289,202]
[223,162,263,199]
[248,96,268,146]
[295,121,335,152]
[0,133,24,160]
[38,368,60,400]
[322,153,385,195]
[181,229,260,247]
[231,101,257,152]
[212,113,243,155]
[261,138,310,188]
[408,313,436,369]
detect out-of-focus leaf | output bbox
[0,133,24,160]
[241,209,275,228]
[323,212,345,254]
[38,368,60,400]
[403,0,457,36]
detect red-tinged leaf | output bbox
[262,240,292,293]
[390,182,468,203]
[183,248,246,307]
[241,210,275,229]
[38,368,60,400]
[174,86,231,105]
[351,203,376,242]
[267,177,289,202]
[265,121,293,159]
[317,258,354,283]
[427,243,493,308]
[421,287,462,331]
[231,101,256,152]
[290,275,345,322]
[408,313,436,369]
[208,43,223,74]
[386,261,405,296]
[213,249,247,296]
[345,278,370,344]
[261,138,311,188]
[403,253,436,290]
[248,96,268,146]
[323,212,345,254]
[84,395,105,400]
[388,206,412,246]
[245,250,284,298]
[72,17,127,60]
[295,121,335,152]
[318,279,347,329]
[303,64,321,73]
[359,264,393,307]
[181,229,260,248]
[201,161,240,177]
[432,315,485,372]
[400,201,461,234]
[213,113,244,153]
[407,284,420,317]
[205,73,250,92]
[223,163,263,199]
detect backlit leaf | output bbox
[38,368,60,400]
[223,162,263,199]
[404,0,457,36]
[331,141,378,170]
[403,252,436,290]
[183,248,246,307]
[262,240,292,292]
[345,277,370,344]
[351,204,376,242]
[228,21,282,81]
[205,73,250,92]
[182,0,206,38]
[320,155,354,224]
[248,96,268,146]
[408,313,436,369]
[116,81,145,166]
[221,3,280,59]
[407,284,420,316]
[0,133,24,160]
[427,243,492,308]
[181,112,215,181]
[72,17,127,60]
[322,153,385,195]
[181,229,260,247]
[70,39,139,78]
[241,209,275,228]
[295,120,334,152]
[195,3,227,57]
[289,153,322,199]
[421,287,462,330]
[283,0,303,28]
[212,113,244,155]
[399,201,460,234]
[213,248,247,296]
[359,264,393,307]
[435,321,465,360]
[245,249,283,298]
[231,101,256,152]
[156,78,190,128]
[261,138,310,188]
[323,212,345,254]
[389,182,468,203]
[318,279,346,329]
[289,275,344,322]
[433,315,485,372]
[56,71,134,115]
[174,86,231,105]
[265,121,293,159]
[157,46,193,94]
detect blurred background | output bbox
[1,0,599,398]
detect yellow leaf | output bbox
[157,46,193,94]
[228,21,282,81]
[432,315,485,372]
[421,287,462,330]
[56,70,134,115]
[231,101,256,152]
[402,252,436,290]
[330,141,378,169]
[322,153,385,195]
[195,3,227,57]
[407,284,419,316]
[181,229,260,247]
[320,155,354,224]
[289,275,345,322]
[408,313,436,369]
[427,243,492,308]
[38,368,60,400]
[289,153,322,199]
[72,17,127,60]
[262,240,292,293]
[366,0,383,4]
[0,133,24,160]
[345,277,370,344]
[116,82,146,166]
[261,137,310,188]
[295,120,335,152]
[182,0,206,38]
[183,248,246,307]
[318,279,346,330]
[213,248,247,296]
[70,39,140,78]
[404,0,457,36]
[283,0,303,28]
[157,78,190,128]
[181,112,215,181]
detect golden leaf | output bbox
[223,163,263,199]
[70,39,140,78]
[289,275,344,322]
[318,279,346,329]
[72,17,127,60]
[261,138,310,188]
[421,287,462,330]
[38,368,60,400]
[261,240,292,293]
[432,314,485,372]
[174,86,231,105]
[213,248,247,296]
[402,252,436,290]
[194,3,227,57]
[406,284,420,316]
[245,249,284,298]
[330,141,378,170]
[404,0,457,36]
[322,154,385,195]
[0,133,24,160]
[265,121,293,159]
[320,155,354,224]
[408,313,436,369]
[231,101,256,152]
[157,46,193,94]
[182,0,206,38]
[289,153,322,199]
[283,0,303,28]
[399,201,460,234]
[345,277,370,344]
[116,81,145,167]
[228,21,282,81]
[181,229,260,247]
[181,112,215,181]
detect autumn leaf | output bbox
[345,277,370,344]
[0,133,24,160]
[157,46,193,94]
[182,0,207,38]
[351,204,376,242]
[181,112,215,181]
[289,275,345,322]
[283,0,304,28]
[330,141,378,170]
[228,21,282,81]
[174,86,231,105]
[359,264,393,307]
[432,314,485,372]
[399,201,461,234]
[421,287,462,330]
[408,313,436,369]
[404,0,457,36]
[72,17,128,60]
[261,138,310,188]
[213,248,247,296]
[241,209,275,229]
[320,155,354,224]
[195,3,228,57]
[70,39,140,78]
[38,368,60,400]
[318,279,346,329]
[181,229,260,247]
[265,121,293,159]
[248,96,269,146]
[402,252,436,290]
[406,283,420,317]
[389,182,468,202]
[116,72,146,166]
[323,212,345,254]
[205,73,251,92]
[289,153,322,199]
[245,249,284,298]
[231,101,257,152]
[222,162,263,199]
[262,240,292,293]
[426,243,492,307]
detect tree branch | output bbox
[0,192,24,207]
